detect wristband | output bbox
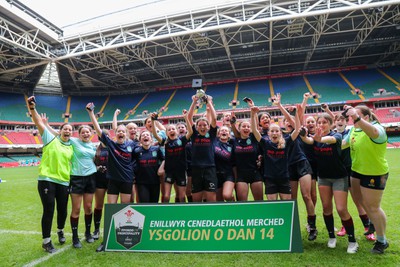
[354,116,361,123]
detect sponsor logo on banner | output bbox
[113,206,145,249]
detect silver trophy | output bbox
[193,79,208,104]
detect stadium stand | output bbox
[1,68,398,123]
[271,76,308,105]
[237,80,270,108]
[0,68,399,148]
[0,131,42,144]
[381,66,400,87]
[5,132,36,144]
[34,95,69,122]
[9,155,40,166]
[306,72,359,103]
[160,88,194,117]
[206,83,236,110]
[0,156,19,168]
[68,95,107,123]
[0,155,40,167]
[0,93,31,122]
[374,108,400,124]
[100,93,146,122]
[343,69,398,99]
[134,90,176,120]
[0,133,11,144]
[388,136,400,148]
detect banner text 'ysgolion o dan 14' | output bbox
[103,200,303,253]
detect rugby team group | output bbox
[26,91,389,255]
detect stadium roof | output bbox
[0,0,400,96]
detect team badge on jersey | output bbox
[177,139,182,146]
[205,133,210,138]
[152,151,157,157]
[368,178,375,187]
[127,146,132,152]
[227,146,232,152]
[246,138,251,145]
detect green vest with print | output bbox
[39,136,73,183]
[350,123,388,176]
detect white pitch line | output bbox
[23,245,71,267]
[0,229,72,236]
[0,229,72,267]
[0,229,42,235]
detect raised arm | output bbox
[183,110,193,140]
[150,112,163,144]
[346,106,380,139]
[321,103,335,122]
[313,127,337,144]
[290,105,302,141]
[276,93,296,128]
[299,93,310,125]
[250,106,262,142]
[245,97,260,127]
[27,96,46,135]
[341,126,352,149]
[299,131,314,145]
[187,95,199,125]
[206,95,217,128]
[40,113,59,136]
[301,92,310,111]
[230,112,240,138]
[86,103,102,137]
[112,109,121,133]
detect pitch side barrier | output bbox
[103,200,303,253]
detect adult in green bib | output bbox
[27,96,73,254]
[343,105,389,254]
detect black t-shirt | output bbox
[133,146,164,184]
[261,129,269,138]
[185,141,192,169]
[259,135,293,179]
[94,145,108,167]
[232,133,260,171]
[313,131,347,179]
[100,133,137,182]
[161,136,189,173]
[337,129,352,168]
[301,135,315,165]
[214,139,234,176]
[190,125,217,167]
[286,134,307,165]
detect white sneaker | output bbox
[347,242,359,254]
[327,238,337,248]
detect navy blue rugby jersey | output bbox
[232,133,260,171]
[259,135,293,179]
[313,131,347,179]
[337,128,352,168]
[100,132,137,183]
[133,146,164,184]
[161,135,189,173]
[190,125,217,167]
[214,139,234,176]
[283,132,307,165]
